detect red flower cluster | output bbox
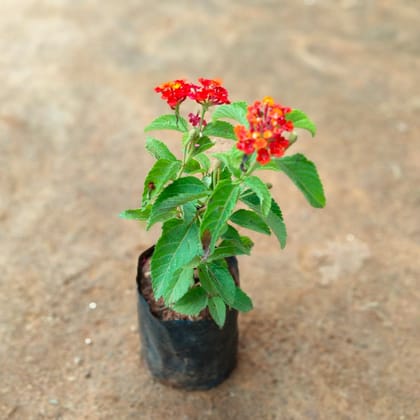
[155,78,230,109]
[190,78,230,106]
[154,80,192,109]
[235,97,294,165]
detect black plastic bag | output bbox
[136,246,239,390]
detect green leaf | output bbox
[198,265,218,295]
[144,114,189,133]
[277,154,325,208]
[219,166,233,182]
[182,202,197,223]
[190,135,214,157]
[208,296,226,328]
[200,180,240,254]
[243,176,272,216]
[162,264,195,304]
[148,177,208,228]
[119,206,151,221]
[285,109,316,137]
[208,238,252,261]
[172,286,208,316]
[222,225,254,252]
[142,159,181,205]
[184,159,202,174]
[231,286,253,312]
[151,218,202,298]
[213,147,243,178]
[198,262,236,305]
[145,137,177,161]
[203,121,236,140]
[230,209,271,235]
[241,193,287,248]
[212,101,249,128]
[194,153,211,173]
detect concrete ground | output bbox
[1,1,419,419]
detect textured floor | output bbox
[1,1,419,419]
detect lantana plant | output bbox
[121,78,325,327]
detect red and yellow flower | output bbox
[235,97,293,165]
[154,79,192,109]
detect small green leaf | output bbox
[203,121,236,140]
[208,296,226,328]
[212,101,249,128]
[190,135,214,157]
[181,202,197,223]
[198,262,236,305]
[119,206,151,221]
[213,147,243,178]
[208,238,252,261]
[163,264,195,304]
[285,109,316,137]
[172,286,208,316]
[145,137,177,161]
[221,225,254,254]
[151,218,202,298]
[230,209,271,235]
[194,153,211,173]
[241,193,287,248]
[231,286,253,312]
[142,159,181,205]
[184,159,202,174]
[243,176,272,216]
[148,177,208,228]
[200,180,240,253]
[144,114,188,133]
[277,154,325,208]
[198,265,218,295]
[219,166,233,182]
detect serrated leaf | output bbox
[119,206,151,221]
[148,177,208,228]
[243,176,272,216]
[144,114,189,133]
[162,264,194,304]
[230,209,271,235]
[208,238,252,261]
[198,265,218,295]
[151,219,202,298]
[172,286,208,316]
[277,154,325,208]
[200,180,240,253]
[241,193,287,248]
[145,137,177,161]
[221,225,254,253]
[231,286,253,312]
[208,296,226,328]
[212,101,249,128]
[203,121,236,140]
[142,159,181,205]
[285,109,316,137]
[198,262,236,305]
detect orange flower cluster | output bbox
[155,78,230,109]
[235,97,294,165]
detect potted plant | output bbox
[120,78,325,390]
